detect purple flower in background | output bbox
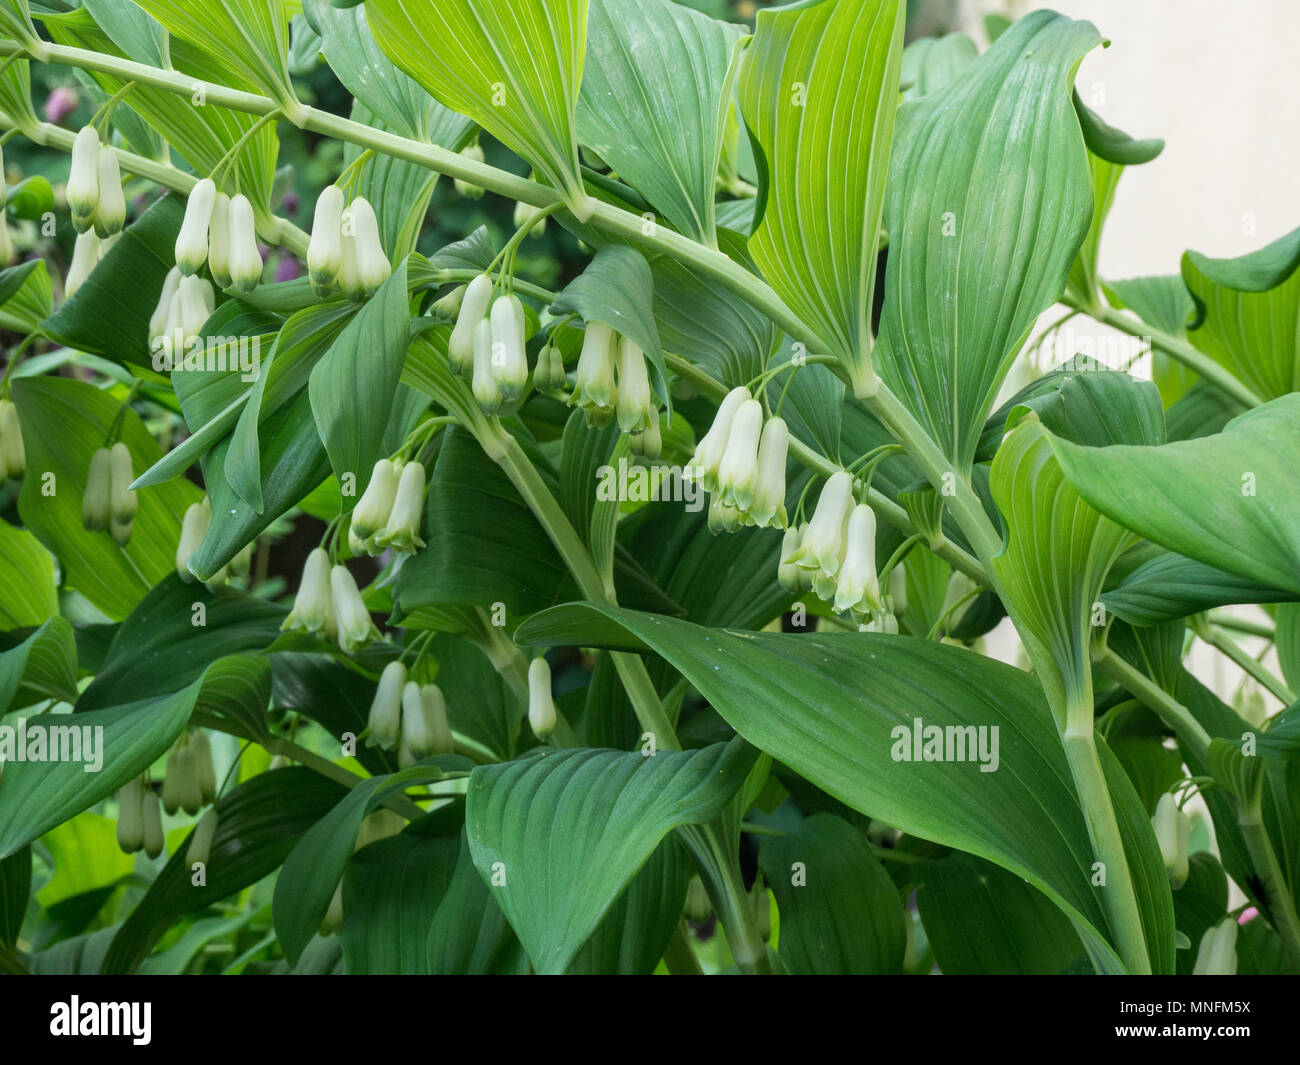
[274,256,302,283]
[44,86,79,125]
[281,190,300,215]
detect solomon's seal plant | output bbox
[0,0,1296,982]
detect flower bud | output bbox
[834,504,880,617]
[226,194,263,295]
[454,141,485,199]
[0,399,24,481]
[375,459,426,554]
[351,458,400,543]
[399,680,433,761]
[797,471,855,585]
[141,787,164,859]
[777,524,805,593]
[629,417,662,460]
[748,416,789,529]
[490,294,529,404]
[1192,917,1238,975]
[472,317,504,415]
[514,198,547,237]
[688,386,749,491]
[349,197,390,297]
[175,742,203,815]
[67,125,100,230]
[421,683,454,756]
[92,145,125,238]
[116,774,145,854]
[161,743,182,816]
[716,399,763,511]
[282,547,333,634]
[528,656,557,740]
[187,808,218,866]
[1152,793,1189,890]
[572,322,617,427]
[109,441,137,524]
[615,336,654,434]
[176,498,210,581]
[307,185,344,295]
[330,564,379,654]
[449,273,494,375]
[367,660,406,750]
[149,267,182,345]
[432,283,466,322]
[81,447,113,531]
[207,192,232,288]
[190,728,218,805]
[65,228,100,299]
[532,344,560,391]
[175,177,216,275]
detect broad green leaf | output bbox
[0,616,77,714]
[130,0,299,115]
[465,737,758,974]
[77,576,284,712]
[1050,395,1300,597]
[1181,224,1300,402]
[102,767,347,974]
[1103,549,1299,627]
[35,812,132,908]
[12,376,201,620]
[552,245,668,410]
[0,519,58,629]
[309,259,412,508]
[566,834,691,975]
[426,831,529,974]
[341,831,460,975]
[899,31,977,101]
[274,763,454,965]
[916,852,1086,974]
[41,194,181,369]
[737,0,904,390]
[0,258,50,333]
[0,846,29,948]
[758,812,905,974]
[1104,275,1198,405]
[430,633,523,761]
[365,0,591,216]
[577,0,743,244]
[516,604,1176,973]
[876,11,1102,470]
[0,656,261,859]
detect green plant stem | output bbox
[1070,299,1265,409]
[1192,617,1296,705]
[678,822,772,975]
[1237,802,1300,971]
[1207,610,1275,640]
[1061,718,1152,974]
[1095,649,1212,765]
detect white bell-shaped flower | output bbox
[375,460,427,554]
[350,196,390,297]
[65,228,100,299]
[747,416,789,529]
[472,317,504,415]
[282,547,333,634]
[67,126,101,231]
[833,504,880,616]
[307,185,344,296]
[716,399,764,511]
[367,660,406,750]
[616,336,654,434]
[330,564,379,654]
[81,446,112,532]
[688,386,749,491]
[490,293,529,404]
[351,458,400,543]
[571,321,617,427]
[92,146,125,238]
[226,194,263,295]
[528,656,557,740]
[175,177,216,275]
[449,273,493,375]
[207,192,232,289]
[797,471,855,584]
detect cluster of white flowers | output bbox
[117,730,220,863]
[446,273,532,416]
[281,548,380,654]
[571,321,661,457]
[148,267,215,354]
[81,442,137,547]
[778,470,895,632]
[366,660,455,767]
[688,386,789,533]
[348,458,427,556]
[67,125,125,239]
[175,178,264,294]
[64,227,120,299]
[307,186,390,300]
[115,772,164,859]
[0,399,24,483]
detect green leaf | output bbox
[737,0,904,390]
[577,0,743,244]
[1181,224,1300,401]
[309,259,412,509]
[0,846,30,948]
[365,0,591,215]
[429,633,523,761]
[0,616,77,714]
[1103,550,1300,627]
[899,31,977,101]
[465,737,758,973]
[0,656,260,859]
[1049,395,1300,596]
[0,258,49,334]
[35,812,132,908]
[1103,275,1197,405]
[758,812,905,974]
[341,832,460,975]
[1278,605,1300,696]
[551,244,668,411]
[77,576,284,712]
[102,767,347,974]
[515,603,1175,973]
[876,11,1102,470]
[12,376,202,620]
[426,830,529,974]
[916,852,1086,974]
[5,174,52,220]
[0,519,58,630]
